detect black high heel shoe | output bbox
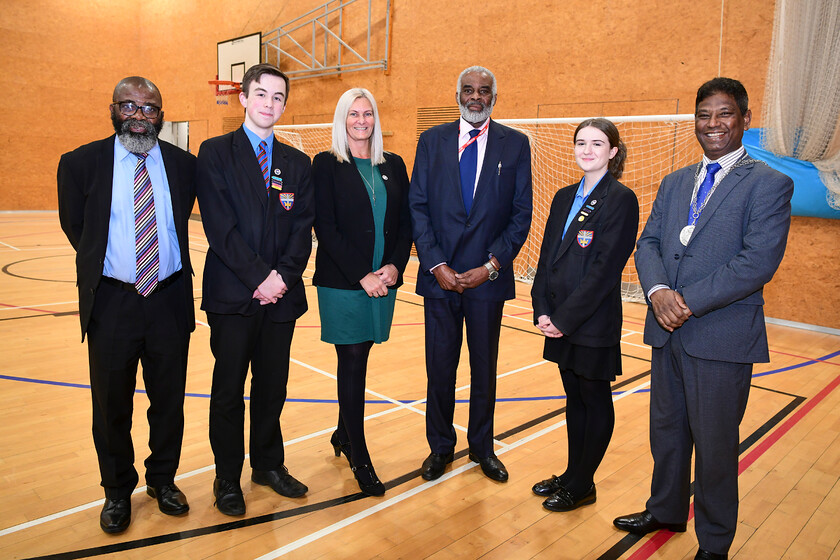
[352,464,385,496]
[330,432,353,466]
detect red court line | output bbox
[0,302,62,314]
[627,368,840,559]
[768,349,840,367]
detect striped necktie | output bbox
[134,153,159,297]
[258,140,270,193]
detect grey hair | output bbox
[329,87,385,164]
[456,66,497,97]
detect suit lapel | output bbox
[442,121,462,210]
[268,138,290,214]
[689,161,753,243]
[234,127,269,209]
[158,142,183,231]
[553,175,611,263]
[99,137,117,229]
[470,120,504,212]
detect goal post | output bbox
[275,114,701,303]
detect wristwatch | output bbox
[484,260,499,281]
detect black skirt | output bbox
[543,337,622,381]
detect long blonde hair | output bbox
[329,88,385,164]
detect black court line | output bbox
[595,390,806,560]
[18,368,656,560]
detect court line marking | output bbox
[254,380,652,559]
[0,355,547,538]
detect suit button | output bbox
[552,267,557,273]
[674,254,680,260]
[550,292,556,299]
[90,288,95,294]
[466,222,471,228]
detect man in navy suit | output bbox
[613,78,793,560]
[197,64,314,516]
[58,76,196,533]
[409,66,532,482]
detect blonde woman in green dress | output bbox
[312,88,412,496]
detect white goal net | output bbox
[275,115,702,302]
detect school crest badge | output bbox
[279,192,294,211]
[577,230,593,248]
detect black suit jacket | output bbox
[311,151,412,290]
[531,173,639,347]
[409,119,532,301]
[57,135,197,340]
[196,126,314,321]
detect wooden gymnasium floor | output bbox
[1,211,839,560]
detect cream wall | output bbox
[2,0,838,327]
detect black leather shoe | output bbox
[330,431,353,467]
[251,466,308,498]
[542,484,596,512]
[146,483,189,515]
[420,452,454,481]
[100,497,131,534]
[532,474,566,497]
[468,452,508,482]
[695,549,727,560]
[613,510,687,534]
[352,464,385,496]
[213,478,245,516]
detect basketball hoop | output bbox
[209,80,241,96]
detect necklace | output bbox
[359,161,377,206]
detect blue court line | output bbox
[2,348,838,404]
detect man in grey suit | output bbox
[613,78,793,560]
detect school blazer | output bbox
[531,173,639,347]
[197,126,314,322]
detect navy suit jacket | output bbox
[57,135,197,340]
[532,173,639,347]
[197,126,314,322]
[311,151,412,290]
[635,157,793,363]
[409,119,532,301]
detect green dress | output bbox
[317,157,397,344]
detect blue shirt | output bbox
[242,124,274,163]
[562,177,589,239]
[103,139,180,283]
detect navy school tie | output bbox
[460,129,481,214]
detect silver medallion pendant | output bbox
[679,225,694,246]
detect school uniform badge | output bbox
[577,230,593,247]
[271,176,283,190]
[279,192,294,210]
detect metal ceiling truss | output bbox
[262,0,391,81]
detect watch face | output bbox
[488,269,499,281]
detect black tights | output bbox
[559,369,615,496]
[334,341,374,467]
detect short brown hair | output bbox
[241,63,290,103]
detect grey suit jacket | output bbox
[634,157,793,363]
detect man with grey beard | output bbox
[409,66,532,482]
[58,76,196,534]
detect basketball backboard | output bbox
[216,32,261,93]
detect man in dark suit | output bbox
[197,64,314,516]
[409,65,532,483]
[613,78,793,560]
[58,76,196,533]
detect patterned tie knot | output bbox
[706,161,722,177]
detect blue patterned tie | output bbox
[688,162,722,225]
[258,140,269,194]
[460,129,480,214]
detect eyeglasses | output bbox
[111,101,161,119]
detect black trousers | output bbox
[423,296,504,457]
[207,309,295,481]
[87,275,190,500]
